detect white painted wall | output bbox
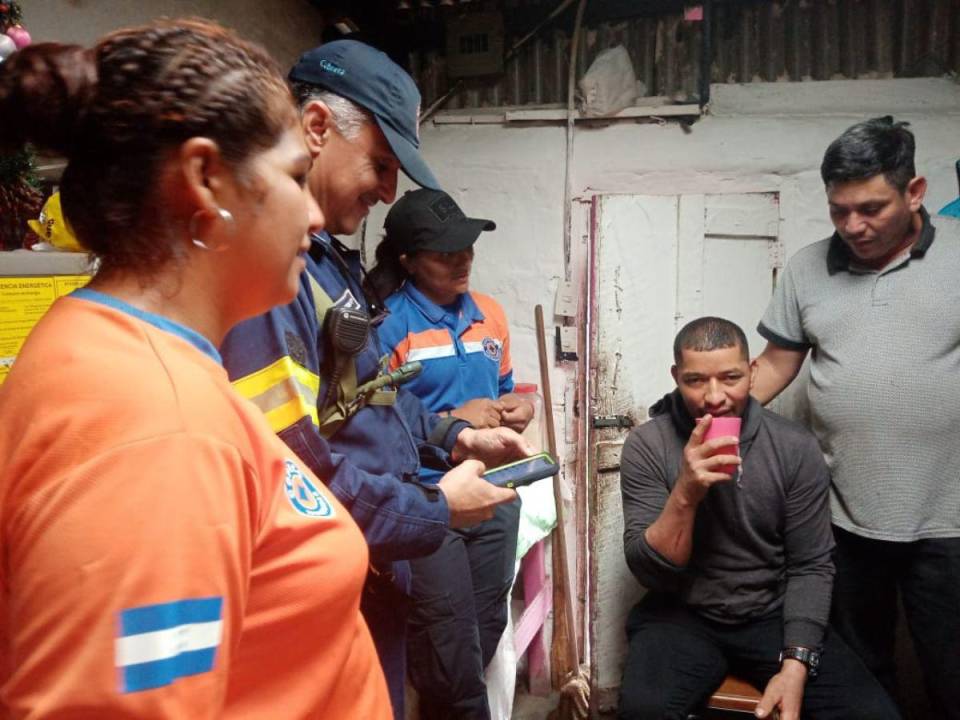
[354,81,960,685]
[359,77,960,431]
[22,0,323,70]
[358,123,570,393]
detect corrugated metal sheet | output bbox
[409,0,960,109]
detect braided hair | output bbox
[0,18,296,273]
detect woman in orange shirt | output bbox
[0,19,390,719]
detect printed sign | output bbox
[0,274,90,384]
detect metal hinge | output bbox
[554,326,578,362]
[592,414,634,429]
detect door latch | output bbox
[592,415,634,429]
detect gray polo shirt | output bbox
[759,208,960,541]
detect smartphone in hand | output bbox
[484,452,559,489]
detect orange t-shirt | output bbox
[0,292,390,719]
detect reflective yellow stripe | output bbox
[233,355,320,399]
[264,395,319,434]
[232,356,321,433]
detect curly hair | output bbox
[0,18,297,273]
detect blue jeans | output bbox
[831,527,960,719]
[618,593,900,720]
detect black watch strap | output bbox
[779,646,821,678]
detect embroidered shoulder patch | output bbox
[333,289,362,311]
[284,330,308,366]
[283,459,335,518]
[482,337,502,362]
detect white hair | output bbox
[292,83,372,141]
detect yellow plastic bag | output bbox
[28,192,84,252]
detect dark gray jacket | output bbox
[621,391,834,648]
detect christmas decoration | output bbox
[0,32,14,61]
[0,0,26,62]
[6,24,30,49]
[0,151,43,251]
[0,0,21,26]
[0,1,43,251]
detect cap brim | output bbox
[375,116,441,191]
[421,217,495,253]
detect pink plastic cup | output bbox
[702,416,741,476]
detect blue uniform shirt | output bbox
[220,233,469,566]
[378,282,515,481]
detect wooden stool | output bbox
[689,675,780,720]
[686,674,778,719]
[687,675,779,720]
[706,674,762,714]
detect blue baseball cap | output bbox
[289,40,440,191]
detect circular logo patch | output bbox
[283,459,334,518]
[482,337,502,362]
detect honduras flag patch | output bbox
[116,597,223,693]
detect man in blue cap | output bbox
[220,40,529,718]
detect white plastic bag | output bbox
[484,597,518,720]
[578,44,638,117]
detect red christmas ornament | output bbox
[6,25,30,49]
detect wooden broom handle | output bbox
[535,304,579,674]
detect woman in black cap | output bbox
[372,187,532,718]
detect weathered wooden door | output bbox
[587,192,782,715]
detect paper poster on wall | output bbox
[0,274,90,384]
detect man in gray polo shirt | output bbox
[753,116,960,717]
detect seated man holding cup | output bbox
[617,317,898,720]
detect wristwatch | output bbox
[779,646,821,678]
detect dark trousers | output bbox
[361,567,411,720]
[831,527,960,720]
[407,499,521,720]
[618,593,900,720]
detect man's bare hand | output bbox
[451,398,504,428]
[676,414,740,506]
[437,459,517,528]
[451,426,534,467]
[498,393,535,433]
[756,659,806,720]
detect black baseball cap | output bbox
[289,40,440,190]
[384,189,496,254]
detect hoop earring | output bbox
[190,207,233,252]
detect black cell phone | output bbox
[484,452,559,489]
